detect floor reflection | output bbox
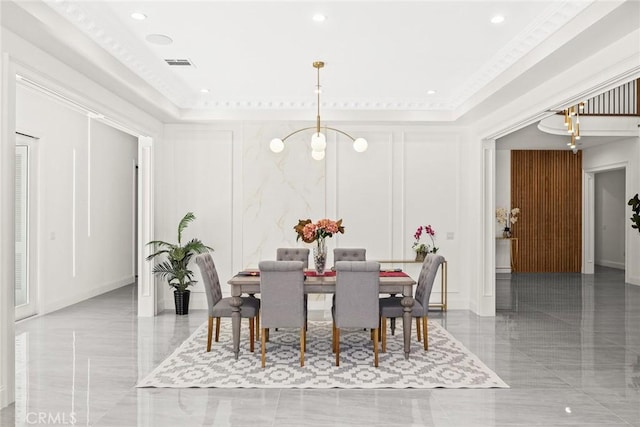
[2,266,639,426]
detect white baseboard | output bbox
[628,275,640,286]
[496,266,512,274]
[42,276,134,315]
[596,260,625,270]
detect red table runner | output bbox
[238,270,409,278]
[304,271,336,277]
[379,271,410,277]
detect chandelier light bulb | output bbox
[311,150,325,161]
[353,137,368,153]
[311,132,327,151]
[270,138,284,153]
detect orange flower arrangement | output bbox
[294,218,345,243]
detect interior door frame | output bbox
[582,162,627,276]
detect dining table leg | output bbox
[229,286,244,360]
[401,294,414,360]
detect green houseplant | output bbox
[147,212,213,315]
[629,193,640,234]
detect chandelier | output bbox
[563,101,584,153]
[269,61,368,160]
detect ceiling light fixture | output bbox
[270,61,368,160]
[200,88,210,93]
[427,90,436,95]
[130,12,147,20]
[563,101,585,154]
[491,15,505,24]
[312,14,326,22]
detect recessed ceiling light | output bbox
[130,12,147,20]
[200,88,210,93]
[146,34,173,45]
[491,15,505,24]
[312,14,326,22]
[427,90,436,95]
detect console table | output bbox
[377,259,448,311]
[496,237,518,272]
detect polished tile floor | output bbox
[1,266,639,426]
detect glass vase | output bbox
[313,237,327,275]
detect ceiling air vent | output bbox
[164,59,194,67]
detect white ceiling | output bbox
[5,1,639,127]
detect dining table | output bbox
[227,269,417,360]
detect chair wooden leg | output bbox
[332,322,337,353]
[423,316,428,350]
[381,317,387,353]
[215,317,221,342]
[335,328,340,366]
[300,328,306,367]
[207,316,213,352]
[304,326,307,352]
[256,312,260,341]
[261,328,267,368]
[416,317,421,341]
[373,327,379,368]
[249,317,255,353]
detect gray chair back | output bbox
[415,254,445,311]
[333,248,366,262]
[334,261,380,328]
[258,260,305,328]
[276,248,310,269]
[195,253,222,317]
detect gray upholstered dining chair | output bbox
[333,248,366,262]
[258,260,306,368]
[195,253,260,353]
[379,254,445,352]
[276,247,310,329]
[332,260,380,367]
[276,248,310,268]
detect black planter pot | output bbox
[174,290,191,315]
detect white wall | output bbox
[157,123,466,312]
[0,4,17,407]
[584,137,640,285]
[594,169,626,269]
[0,22,163,409]
[16,84,138,314]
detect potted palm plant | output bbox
[630,193,640,234]
[147,212,213,315]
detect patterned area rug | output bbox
[137,320,508,389]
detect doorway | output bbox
[594,169,626,271]
[15,133,38,320]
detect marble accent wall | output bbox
[242,123,326,267]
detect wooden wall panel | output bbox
[511,150,582,272]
